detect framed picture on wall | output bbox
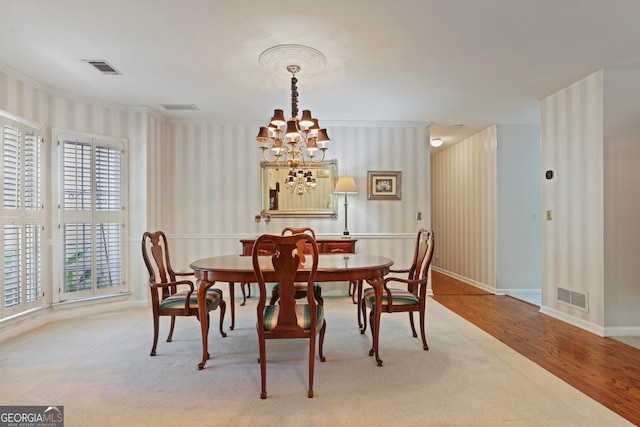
[367,171,401,200]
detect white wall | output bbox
[603,69,640,331]
[496,124,542,295]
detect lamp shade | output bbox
[334,176,357,194]
[316,128,330,143]
[256,127,270,143]
[306,139,319,157]
[285,120,298,138]
[299,109,314,127]
[271,109,286,127]
[308,118,320,136]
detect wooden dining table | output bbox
[190,253,393,369]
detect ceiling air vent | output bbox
[161,104,199,111]
[84,60,122,75]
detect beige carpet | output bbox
[0,296,632,427]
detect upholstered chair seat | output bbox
[159,288,223,310]
[362,287,420,307]
[261,304,325,331]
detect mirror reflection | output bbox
[261,160,338,217]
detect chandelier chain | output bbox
[290,76,298,118]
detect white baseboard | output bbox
[603,325,640,337]
[539,305,605,337]
[432,267,497,294]
[502,289,542,303]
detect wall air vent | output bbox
[556,286,589,312]
[161,104,199,111]
[84,60,122,75]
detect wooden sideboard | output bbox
[240,238,357,256]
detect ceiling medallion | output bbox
[258,44,327,77]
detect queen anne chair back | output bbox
[269,227,323,305]
[252,233,327,398]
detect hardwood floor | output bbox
[431,270,640,426]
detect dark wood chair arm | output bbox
[149,280,195,291]
[174,271,195,278]
[388,267,410,274]
[382,276,419,287]
[382,276,427,311]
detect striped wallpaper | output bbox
[542,69,640,335]
[430,126,497,291]
[540,70,605,331]
[158,122,431,297]
[0,70,49,124]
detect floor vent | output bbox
[83,60,122,75]
[161,104,199,111]
[556,286,589,312]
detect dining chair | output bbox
[252,233,327,399]
[142,231,226,357]
[356,227,426,329]
[359,228,434,351]
[269,227,323,306]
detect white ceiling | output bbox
[2,0,640,151]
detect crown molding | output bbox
[165,118,430,128]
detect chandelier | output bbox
[256,45,331,195]
[285,167,316,195]
[255,63,330,168]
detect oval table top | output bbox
[190,253,394,283]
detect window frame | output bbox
[52,129,128,303]
[1,113,46,319]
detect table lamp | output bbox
[334,175,358,236]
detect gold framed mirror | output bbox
[261,159,338,217]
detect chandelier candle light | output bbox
[334,175,357,237]
[256,45,331,196]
